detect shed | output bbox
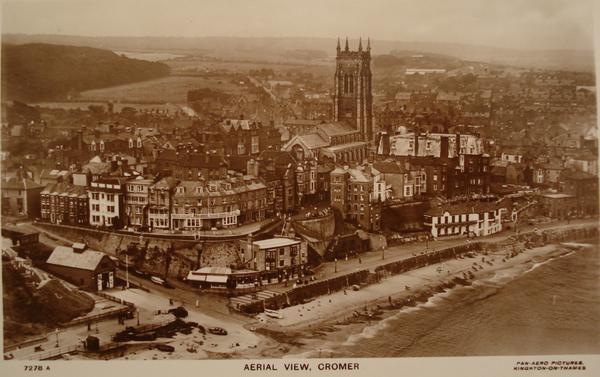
[46,244,116,291]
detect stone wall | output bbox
[237,224,599,314]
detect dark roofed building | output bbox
[46,244,116,291]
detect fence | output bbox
[95,291,136,308]
[4,335,48,352]
[23,344,81,361]
[237,269,370,314]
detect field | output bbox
[79,75,247,103]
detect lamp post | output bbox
[55,328,59,348]
[136,308,140,326]
[334,258,337,273]
[125,254,130,289]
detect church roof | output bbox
[317,122,357,137]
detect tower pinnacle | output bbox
[344,36,349,51]
[358,37,363,51]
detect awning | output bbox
[186,273,207,282]
[205,275,228,284]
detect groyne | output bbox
[235,225,598,314]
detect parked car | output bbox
[150,276,166,285]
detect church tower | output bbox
[333,37,373,142]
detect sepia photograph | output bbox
[0,0,599,376]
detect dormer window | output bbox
[129,138,134,148]
[99,140,105,152]
[91,141,96,151]
[137,137,142,148]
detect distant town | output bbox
[2,36,598,360]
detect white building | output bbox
[88,177,125,227]
[389,132,484,158]
[424,201,505,238]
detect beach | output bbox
[47,222,597,360]
[243,240,598,359]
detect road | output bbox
[314,218,598,279]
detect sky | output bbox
[1,0,596,51]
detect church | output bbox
[283,38,374,164]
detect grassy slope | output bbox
[2,262,95,346]
[1,43,170,102]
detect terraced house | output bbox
[88,177,125,228]
[124,176,155,227]
[40,182,88,225]
[169,174,268,231]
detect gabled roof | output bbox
[317,122,357,137]
[259,150,298,165]
[426,201,499,217]
[285,133,329,150]
[372,161,403,174]
[46,246,109,271]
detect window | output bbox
[91,193,100,200]
[92,204,100,211]
[251,136,259,154]
[107,194,115,202]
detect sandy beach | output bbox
[243,241,587,358]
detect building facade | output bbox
[88,177,125,227]
[40,182,89,225]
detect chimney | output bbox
[77,130,83,150]
[247,159,259,177]
[440,136,449,159]
[414,133,419,156]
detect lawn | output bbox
[80,75,247,103]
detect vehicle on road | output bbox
[151,276,166,285]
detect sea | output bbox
[296,241,600,358]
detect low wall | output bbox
[236,224,599,314]
[238,270,370,314]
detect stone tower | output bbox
[333,37,373,142]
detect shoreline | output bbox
[245,239,596,359]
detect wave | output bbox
[525,250,576,274]
[337,248,582,350]
[341,285,467,347]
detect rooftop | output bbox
[46,245,110,271]
[253,237,301,249]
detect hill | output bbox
[2,34,595,72]
[1,43,170,102]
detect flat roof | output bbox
[541,193,575,199]
[253,237,300,249]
